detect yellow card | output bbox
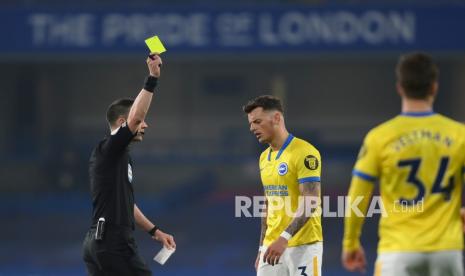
[144,36,166,54]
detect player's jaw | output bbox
[254,130,272,144]
[251,122,274,144]
[254,133,264,143]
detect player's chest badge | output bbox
[128,163,133,183]
[277,162,288,176]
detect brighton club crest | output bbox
[278,162,288,176]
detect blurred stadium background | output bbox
[1,0,465,275]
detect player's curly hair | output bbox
[396,52,439,99]
[243,95,284,114]
[106,98,134,127]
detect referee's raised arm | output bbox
[99,54,162,157]
[127,54,162,134]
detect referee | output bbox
[82,54,176,276]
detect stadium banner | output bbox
[0,5,464,54]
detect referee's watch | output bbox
[148,226,159,236]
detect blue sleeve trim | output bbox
[298,177,320,184]
[352,169,377,182]
[275,134,294,160]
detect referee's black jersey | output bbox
[88,123,137,229]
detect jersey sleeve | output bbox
[294,144,321,184]
[100,122,136,157]
[352,131,380,182]
[343,175,375,251]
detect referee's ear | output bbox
[110,117,127,132]
[116,117,126,127]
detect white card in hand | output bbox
[153,246,175,265]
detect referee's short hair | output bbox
[106,98,134,127]
[396,52,439,99]
[243,95,284,114]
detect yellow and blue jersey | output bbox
[353,111,465,253]
[259,134,323,247]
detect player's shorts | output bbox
[257,242,322,276]
[375,250,463,276]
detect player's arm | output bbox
[255,198,268,270]
[134,204,176,249]
[285,181,320,235]
[341,176,374,273]
[284,149,322,236]
[126,54,162,134]
[342,133,379,273]
[262,181,320,266]
[342,177,375,251]
[259,198,268,247]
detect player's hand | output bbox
[255,251,261,271]
[263,237,288,266]
[153,229,176,250]
[146,53,162,78]
[461,207,465,233]
[342,247,367,273]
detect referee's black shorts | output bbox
[82,225,151,276]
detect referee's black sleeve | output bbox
[100,122,136,157]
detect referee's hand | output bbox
[152,229,176,250]
[147,53,162,78]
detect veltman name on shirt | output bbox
[391,129,453,152]
[264,185,289,196]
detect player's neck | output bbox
[270,129,290,151]
[401,98,433,113]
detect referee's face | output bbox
[132,121,148,142]
[248,107,275,144]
